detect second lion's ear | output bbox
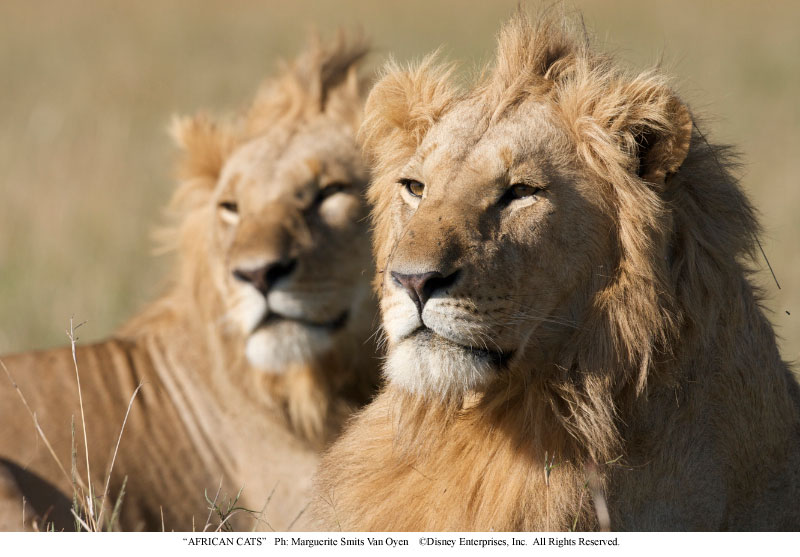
[170,113,236,191]
[168,113,237,212]
[359,55,458,171]
[635,96,693,186]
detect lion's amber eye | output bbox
[218,201,238,213]
[400,179,425,198]
[508,183,540,199]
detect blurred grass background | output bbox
[1,0,797,364]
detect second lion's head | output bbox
[163,34,374,378]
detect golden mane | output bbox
[315,11,799,531]
[361,11,760,463]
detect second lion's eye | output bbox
[316,182,352,204]
[218,201,238,213]
[399,179,425,198]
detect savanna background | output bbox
[1,0,798,365]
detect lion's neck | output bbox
[116,262,373,450]
[317,384,598,531]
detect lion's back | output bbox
[0,339,195,530]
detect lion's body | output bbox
[314,14,800,531]
[0,331,319,531]
[1,35,376,531]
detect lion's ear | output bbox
[169,114,236,195]
[360,55,457,170]
[632,96,693,187]
[317,31,370,130]
[168,114,237,215]
[324,65,366,131]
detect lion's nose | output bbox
[390,270,460,314]
[233,258,297,296]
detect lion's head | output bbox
[360,13,757,458]
[163,35,374,380]
[313,12,796,532]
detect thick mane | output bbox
[246,31,369,137]
[363,12,763,463]
[489,15,763,463]
[315,10,799,532]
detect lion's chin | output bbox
[244,321,334,373]
[384,332,509,398]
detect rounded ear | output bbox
[635,97,693,186]
[167,113,238,215]
[324,64,367,131]
[360,55,457,172]
[169,113,236,194]
[317,31,370,130]
[154,114,237,255]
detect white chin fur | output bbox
[245,323,333,373]
[384,340,495,398]
[234,288,269,334]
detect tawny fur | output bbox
[314,12,800,531]
[0,35,378,531]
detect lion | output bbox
[313,13,800,531]
[0,34,378,531]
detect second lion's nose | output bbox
[233,258,297,296]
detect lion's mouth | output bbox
[408,328,513,368]
[253,310,349,332]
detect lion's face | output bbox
[211,119,372,372]
[378,99,613,396]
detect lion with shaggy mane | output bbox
[0,36,377,531]
[314,14,800,530]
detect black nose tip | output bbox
[390,269,460,313]
[233,258,297,296]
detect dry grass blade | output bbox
[286,502,309,531]
[215,511,238,532]
[250,485,278,532]
[572,487,585,532]
[107,476,127,531]
[543,450,556,487]
[214,486,257,532]
[70,508,92,532]
[3,323,137,531]
[95,382,145,528]
[202,479,224,532]
[71,416,81,531]
[755,236,781,290]
[66,317,96,531]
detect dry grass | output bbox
[0,0,797,363]
[3,318,268,531]
[1,319,143,531]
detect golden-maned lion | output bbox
[0,35,377,531]
[313,13,800,531]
